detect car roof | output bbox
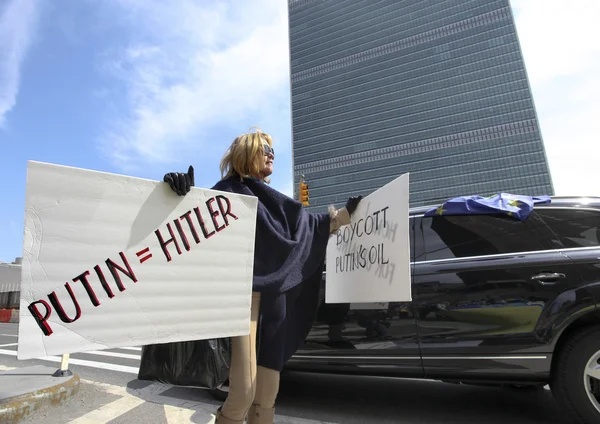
[409,196,600,216]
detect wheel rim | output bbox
[584,349,600,414]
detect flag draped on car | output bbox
[424,193,551,221]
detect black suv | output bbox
[211,196,600,423]
[283,195,600,424]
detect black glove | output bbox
[163,165,194,196]
[346,195,363,216]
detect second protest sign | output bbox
[325,173,412,303]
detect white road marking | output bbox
[164,404,197,423]
[83,378,219,423]
[84,350,140,360]
[0,343,17,347]
[0,349,139,374]
[0,334,17,337]
[68,380,144,424]
[67,396,144,424]
[1,368,334,424]
[0,365,16,370]
[80,379,130,395]
[118,347,142,352]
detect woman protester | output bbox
[163,127,362,424]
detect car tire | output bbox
[551,325,600,424]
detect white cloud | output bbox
[97,0,292,171]
[0,0,39,127]
[97,0,600,203]
[511,0,600,196]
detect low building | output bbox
[0,257,21,309]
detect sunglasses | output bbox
[263,143,275,157]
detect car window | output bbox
[536,208,600,249]
[418,212,556,261]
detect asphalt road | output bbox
[0,323,570,423]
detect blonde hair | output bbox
[220,127,273,183]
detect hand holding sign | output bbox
[163,165,195,196]
[346,195,363,215]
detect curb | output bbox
[0,373,80,424]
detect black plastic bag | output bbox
[137,337,231,390]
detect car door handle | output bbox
[531,272,566,284]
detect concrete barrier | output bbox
[10,309,18,323]
[0,310,11,323]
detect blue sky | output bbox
[1,0,599,263]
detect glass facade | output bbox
[288,0,554,212]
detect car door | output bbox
[534,206,600,305]
[290,217,423,377]
[412,211,585,379]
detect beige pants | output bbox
[219,292,280,422]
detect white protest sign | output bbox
[18,161,258,360]
[325,173,411,303]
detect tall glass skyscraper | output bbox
[288,0,554,211]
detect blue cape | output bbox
[211,176,331,370]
